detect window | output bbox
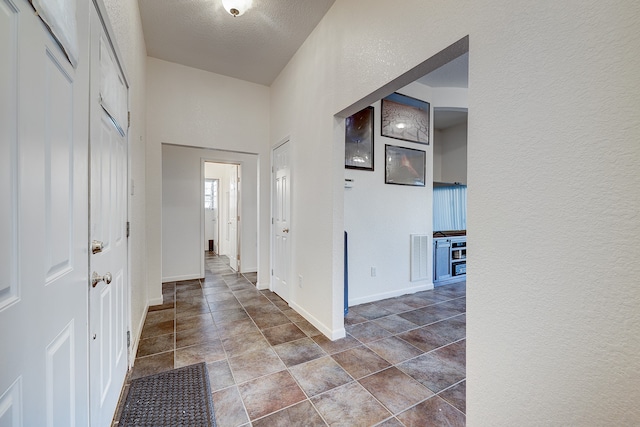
[204,179,218,210]
[433,185,467,231]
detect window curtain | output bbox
[32,0,79,67]
[433,185,467,231]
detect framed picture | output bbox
[381,93,430,145]
[345,106,374,170]
[385,144,426,186]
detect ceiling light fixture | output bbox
[221,0,252,17]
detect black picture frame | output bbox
[345,106,374,170]
[381,93,430,145]
[385,144,426,186]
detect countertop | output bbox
[433,230,466,238]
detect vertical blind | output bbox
[433,185,467,231]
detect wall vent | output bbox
[410,234,429,281]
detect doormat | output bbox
[119,362,216,427]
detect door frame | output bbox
[270,137,292,300]
[200,159,241,276]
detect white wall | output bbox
[161,145,258,281]
[344,83,434,305]
[270,0,640,424]
[433,129,443,182]
[438,121,467,184]
[146,58,270,295]
[100,0,149,355]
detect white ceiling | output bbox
[417,52,468,88]
[420,52,468,130]
[138,0,336,86]
[137,0,468,130]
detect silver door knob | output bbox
[283,228,289,233]
[91,271,112,287]
[91,240,104,254]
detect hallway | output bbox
[115,254,466,426]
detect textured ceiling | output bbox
[138,0,336,86]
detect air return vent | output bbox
[410,234,429,281]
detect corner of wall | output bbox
[290,300,346,341]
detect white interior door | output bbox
[227,166,239,271]
[0,0,90,425]
[272,142,291,302]
[88,9,129,427]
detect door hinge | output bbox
[237,215,240,222]
[271,218,274,225]
[237,254,240,261]
[271,269,273,276]
[127,111,131,129]
[126,221,130,238]
[127,330,130,348]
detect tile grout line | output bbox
[130,255,465,425]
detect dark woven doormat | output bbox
[119,363,216,427]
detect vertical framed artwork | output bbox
[385,144,426,186]
[381,93,430,145]
[345,106,374,170]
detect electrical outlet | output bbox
[371,267,376,277]
[298,274,303,288]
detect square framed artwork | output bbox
[345,106,374,170]
[381,93,430,145]
[385,144,426,186]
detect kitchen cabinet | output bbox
[433,235,466,285]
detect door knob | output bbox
[283,228,289,233]
[91,271,112,287]
[91,240,104,254]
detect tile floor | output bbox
[114,254,466,426]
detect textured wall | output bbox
[344,84,434,306]
[270,0,640,424]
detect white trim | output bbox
[162,274,202,282]
[148,296,164,306]
[290,301,346,340]
[348,283,434,307]
[128,304,148,369]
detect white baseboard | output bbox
[149,296,164,306]
[255,280,269,291]
[348,282,434,307]
[290,301,346,340]
[162,273,202,282]
[128,305,149,368]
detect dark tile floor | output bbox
[113,254,466,426]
